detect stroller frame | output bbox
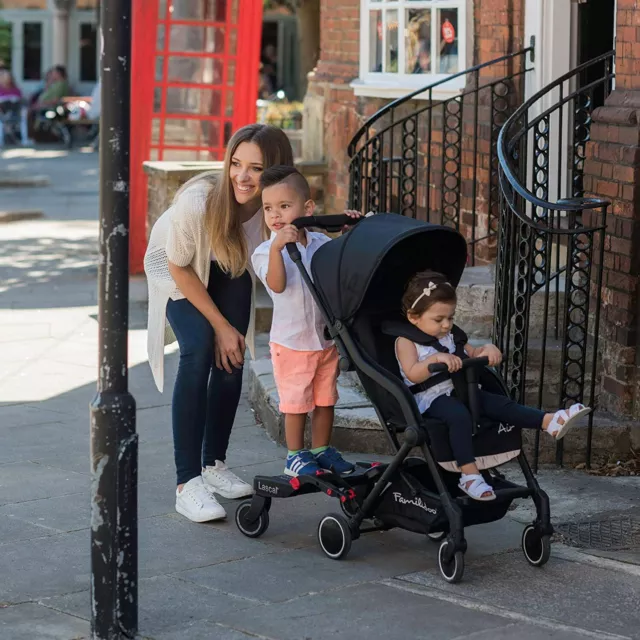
[236,214,553,583]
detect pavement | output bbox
[1,146,640,640]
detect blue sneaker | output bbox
[284,450,321,477]
[314,446,355,475]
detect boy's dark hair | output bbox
[260,165,311,200]
[402,270,456,316]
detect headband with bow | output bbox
[410,282,439,309]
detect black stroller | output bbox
[236,213,553,583]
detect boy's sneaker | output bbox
[202,461,253,499]
[175,476,226,522]
[314,446,355,475]
[284,450,321,477]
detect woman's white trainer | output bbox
[202,460,253,499]
[175,476,226,522]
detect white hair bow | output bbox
[410,282,438,309]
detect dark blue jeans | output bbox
[166,262,252,485]
[427,391,545,467]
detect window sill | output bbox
[350,79,463,101]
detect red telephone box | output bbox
[130,0,263,273]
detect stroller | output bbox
[236,213,553,583]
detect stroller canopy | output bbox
[311,214,468,323]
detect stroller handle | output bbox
[286,215,362,260]
[428,356,490,375]
[291,214,362,233]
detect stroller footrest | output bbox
[252,463,382,499]
[455,484,532,507]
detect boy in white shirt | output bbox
[252,166,357,477]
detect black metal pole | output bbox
[89,0,137,637]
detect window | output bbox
[79,23,98,82]
[355,0,468,99]
[22,22,42,81]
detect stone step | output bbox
[455,266,566,340]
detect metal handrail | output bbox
[497,50,615,214]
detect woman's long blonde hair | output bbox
[202,124,294,277]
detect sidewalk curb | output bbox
[552,544,640,576]
[0,209,45,223]
[0,175,51,188]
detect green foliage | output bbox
[0,2,12,69]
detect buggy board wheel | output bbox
[522,524,551,567]
[235,501,269,538]
[438,540,464,583]
[427,530,446,542]
[340,497,359,518]
[318,513,352,560]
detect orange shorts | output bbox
[270,343,339,414]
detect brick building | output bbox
[305,0,640,426]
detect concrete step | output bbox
[456,266,566,339]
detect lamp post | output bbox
[89,0,137,637]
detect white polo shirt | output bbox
[251,230,333,352]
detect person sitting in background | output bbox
[0,69,29,146]
[31,65,70,110]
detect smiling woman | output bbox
[143,123,294,524]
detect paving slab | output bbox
[135,515,276,579]
[0,603,89,640]
[0,461,89,506]
[0,512,61,544]
[397,548,640,638]
[42,575,257,636]
[0,529,91,602]
[0,492,88,535]
[214,580,588,640]
[150,621,269,640]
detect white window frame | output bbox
[351,0,472,100]
[68,9,99,96]
[0,9,52,96]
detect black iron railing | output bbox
[495,52,614,469]
[348,46,534,265]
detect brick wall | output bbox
[582,0,640,417]
[610,0,640,91]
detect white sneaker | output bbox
[175,476,226,522]
[202,460,253,499]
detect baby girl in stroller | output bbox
[395,270,591,502]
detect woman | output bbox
[0,69,29,146]
[145,124,295,523]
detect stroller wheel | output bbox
[235,500,270,538]
[438,540,464,583]
[427,530,446,542]
[318,513,352,560]
[522,525,551,567]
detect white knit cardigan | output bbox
[144,181,259,392]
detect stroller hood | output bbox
[311,214,468,323]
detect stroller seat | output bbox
[379,318,523,473]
